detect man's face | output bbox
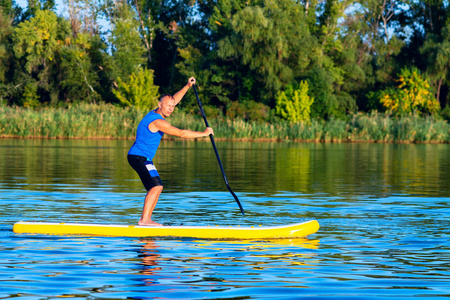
[158,96,176,118]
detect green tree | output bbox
[12,9,58,104]
[129,0,195,92]
[109,2,146,84]
[25,0,55,16]
[13,9,57,73]
[217,0,313,103]
[57,32,100,103]
[175,43,241,109]
[420,19,450,108]
[226,99,270,122]
[21,80,40,107]
[306,67,338,119]
[276,80,314,123]
[0,6,13,84]
[391,0,449,113]
[314,0,375,114]
[113,68,159,110]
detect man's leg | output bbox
[128,155,164,226]
[139,185,163,226]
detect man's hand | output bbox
[187,77,196,87]
[173,77,196,104]
[204,127,214,136]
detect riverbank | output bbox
[1,103,449,143]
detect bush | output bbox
[441,105,450,122]
[379,67,440,115]
[226,100,270,122]
[113,68,159,111]
[275,81,314,123]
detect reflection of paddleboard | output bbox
[195,238,320,249]
[13,220,319,239]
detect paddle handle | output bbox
[192,84,245,216]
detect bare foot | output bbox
[138,220,163,226]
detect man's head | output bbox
[157,94,176,118]
[159,94,174,103]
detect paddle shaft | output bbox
[192,85,245,216]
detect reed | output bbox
[1,103,449,143]
[0,103,144,139]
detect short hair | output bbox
[159,94,174,102]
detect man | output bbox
[128,77,213,226]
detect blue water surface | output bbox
[0,140,449,299]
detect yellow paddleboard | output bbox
[13,220,319,239]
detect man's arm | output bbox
[151,119,213,139]
[173,77,196,105]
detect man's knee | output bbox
[149,185,163,193]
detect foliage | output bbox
[113,68,159,111]
[21,81,40,108]
[306,67,338,119]
[226,100,270,122]
[108,2,146,83]
[0,6,12,84]
[217,0,313,102]
[0,0,449,124]
[420,20,450,105]
[441,105,450,121]
[57,32,100,103]
[275,81,314,123]
[380,67,440,115]
[13,10,57,73]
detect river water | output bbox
[1,139,449,299]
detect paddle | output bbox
[192,84,245,216]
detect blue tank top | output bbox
[128,109,165,160]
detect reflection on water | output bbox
[139,240,162,282]
[0,139,449,299]
[1,139,449,197]
[133,238,321,295]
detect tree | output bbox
[380,67,440,115]
[276,80,314,123]
[65,0,100,37]
[12,9,58,104]
[21,0,56,20]
[0,6,13,84]
[111,0,201,95]
[108,2,146,84]
[307,0,363,117]
[57,31,100,103]
[420,17,450,108]
[13,9,57,74]
[174,0,248,108]
[112,67,159,110]
[217,0,313,104]
[306,66,338,119]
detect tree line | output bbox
[0,0,449,122]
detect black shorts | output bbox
[127,154,163,191]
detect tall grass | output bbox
[1,103,449,143]
[0,103,144,139]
